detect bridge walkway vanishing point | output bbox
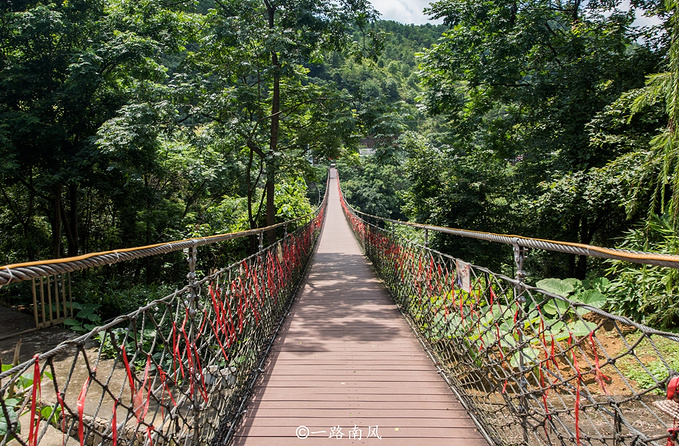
[233,169,488,445]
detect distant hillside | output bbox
[311,20,447,141]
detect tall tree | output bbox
[196,0,380,241]
[413,0,658,276]
[631,0,679,227]
[0,0,196,258]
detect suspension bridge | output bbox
[3,168,679,445]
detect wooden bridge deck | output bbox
[233,170,488,445]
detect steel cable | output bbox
[0,179,330,446]
[338,177,679,446]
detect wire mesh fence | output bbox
[0,203,325,445]
[339,181,679,445]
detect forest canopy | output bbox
[1,0,678,326]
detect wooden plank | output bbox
[247,391,457,402]
[249,408,473,419]
[231,170,488,446]
[265,360,432,366]
[243,400,464,411]
[240,416,478,428]
[236,425,483,437]
[232,437,488,446]
[254,375,451,385]
[260,365,447,373]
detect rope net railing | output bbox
[339,179,679,446]
[344,207,679,270]
[0,200,326,445]
[0,217,313,287]
[0,212,317,331]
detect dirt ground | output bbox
[0,305,78,366]
[0,306,162,445]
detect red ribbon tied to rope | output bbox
[77,370,93,446]
[666,376,679,446]
[28,355,41,446]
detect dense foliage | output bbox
[0,0,379,314]
[334,4,679,327]
[0,0,378,265]
[2,0,679,327]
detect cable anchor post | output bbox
[612,401,622,446]
[186,244,198,315]
[513,242,526,289]
[185,242,203,440]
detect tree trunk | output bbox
[266,1,280,245]
[266,160,276,245]
[26,175,37,260]
[574,215,589,279]
[60,183,79,257]
[51,185,63,259]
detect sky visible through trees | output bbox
[370,0,441,24]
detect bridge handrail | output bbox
[0,175,330,446]
[345,205,679,269]
[0,212,317,287]
[338,180,679,445]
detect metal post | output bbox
[424,228,429,248]
[185,243,199,441]
[513,243,526,286]
[258,232,264,251]
[186,245,198,308]
[612,402,622,446]
[513,243,528,443]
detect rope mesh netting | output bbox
[0,204,325,446]
[339,182,679,445]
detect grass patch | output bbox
[616,333,679,394]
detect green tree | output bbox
[195,0,380,242]
[0,0,197,258]
[338,145,409,220]
[630,0,679,227]
[412,0,659,276]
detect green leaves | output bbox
[412,0,661,278]
[606,215,679,328]
[543,298,570,317]
[275,177,314,223]
[510,346,540,369]
[568,320,598,337]
[536,278,576,297]
[0,399,19,440]
[579,289,607,308]
[63,302,102,332]
[537,277,609,320]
